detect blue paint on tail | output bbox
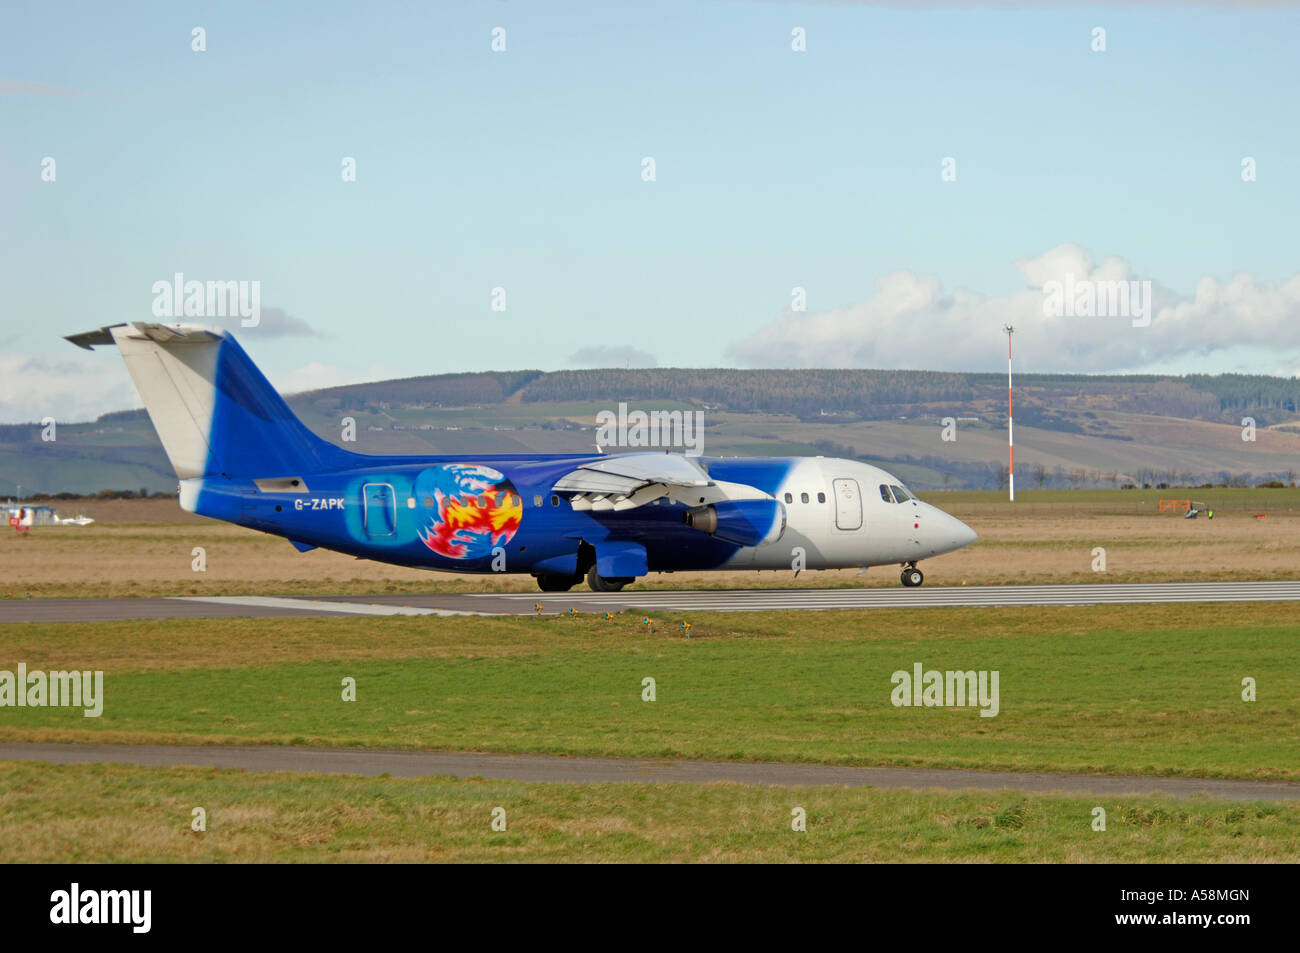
[205,335,358,477]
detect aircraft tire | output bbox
[536,573,581,592]
[586,567,634,592]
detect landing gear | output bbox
[535,573,581,592]
[900,565,924,588]
[586,566,634,592]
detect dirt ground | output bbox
[2,496,1297,597]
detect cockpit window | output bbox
[879,484,893,503]
[890,484,913,502]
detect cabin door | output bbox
[363,482,397,536]
[832,478,862,530]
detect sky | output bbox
[2,0,1299,423]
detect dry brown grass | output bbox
[2,497,1297,598]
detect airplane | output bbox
[67,322,977,592]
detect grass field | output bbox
[2,605,1295,781]
[3,487,1299,598]
[2,761,1294,862]
[4,490,1297,862]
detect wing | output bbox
[551,452,770,512]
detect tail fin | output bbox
[67,322,355,479]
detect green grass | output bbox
[2,605,1295,780]
[1,761,1293,862]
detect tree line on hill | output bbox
[300,367,1299,425]
[8,367,1296,434]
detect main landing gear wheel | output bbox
[535,573,581,592]
[586,567,634,592]
[900,566,924,588]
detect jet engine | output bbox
[683,498,786,547]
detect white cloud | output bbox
[271,362,348,394]
[0,78,86,97]
[727,244,1300,374]
[272,361,399,395]
[0,351,399,424]
[209,306,319,339]
[0,353,138,423]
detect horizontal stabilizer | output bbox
[65,324,127,350]
[65,322,223,350]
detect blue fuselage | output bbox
[186,454,794,575]
[181,452,977,581]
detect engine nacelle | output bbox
[684,499,786,547]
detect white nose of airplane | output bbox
[921,504,978,556]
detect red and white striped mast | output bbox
[1003,324,1015,502]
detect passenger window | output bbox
[784,493,793,504]
[880,484,893,503]
[551,495,559,507]
[424,496,434,508]
[817,492,826,503]
[534,495,543,507]
[800,492,809,503]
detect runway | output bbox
[2,742,1295,800]
[3,580,1300,623]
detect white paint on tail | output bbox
[111,324,226,480]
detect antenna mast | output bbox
[1003,324,1015,502]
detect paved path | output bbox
[3,581,1300,623]
[1,743,1295,800]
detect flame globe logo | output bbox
[414,464,523,559]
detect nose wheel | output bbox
[900,565,924,587]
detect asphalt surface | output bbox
[3,580,1300,623]
[0,596,332,624]
[2,743,1295,800]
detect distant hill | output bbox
[4,368,1299,495]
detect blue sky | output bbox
[3,1,1299,422]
